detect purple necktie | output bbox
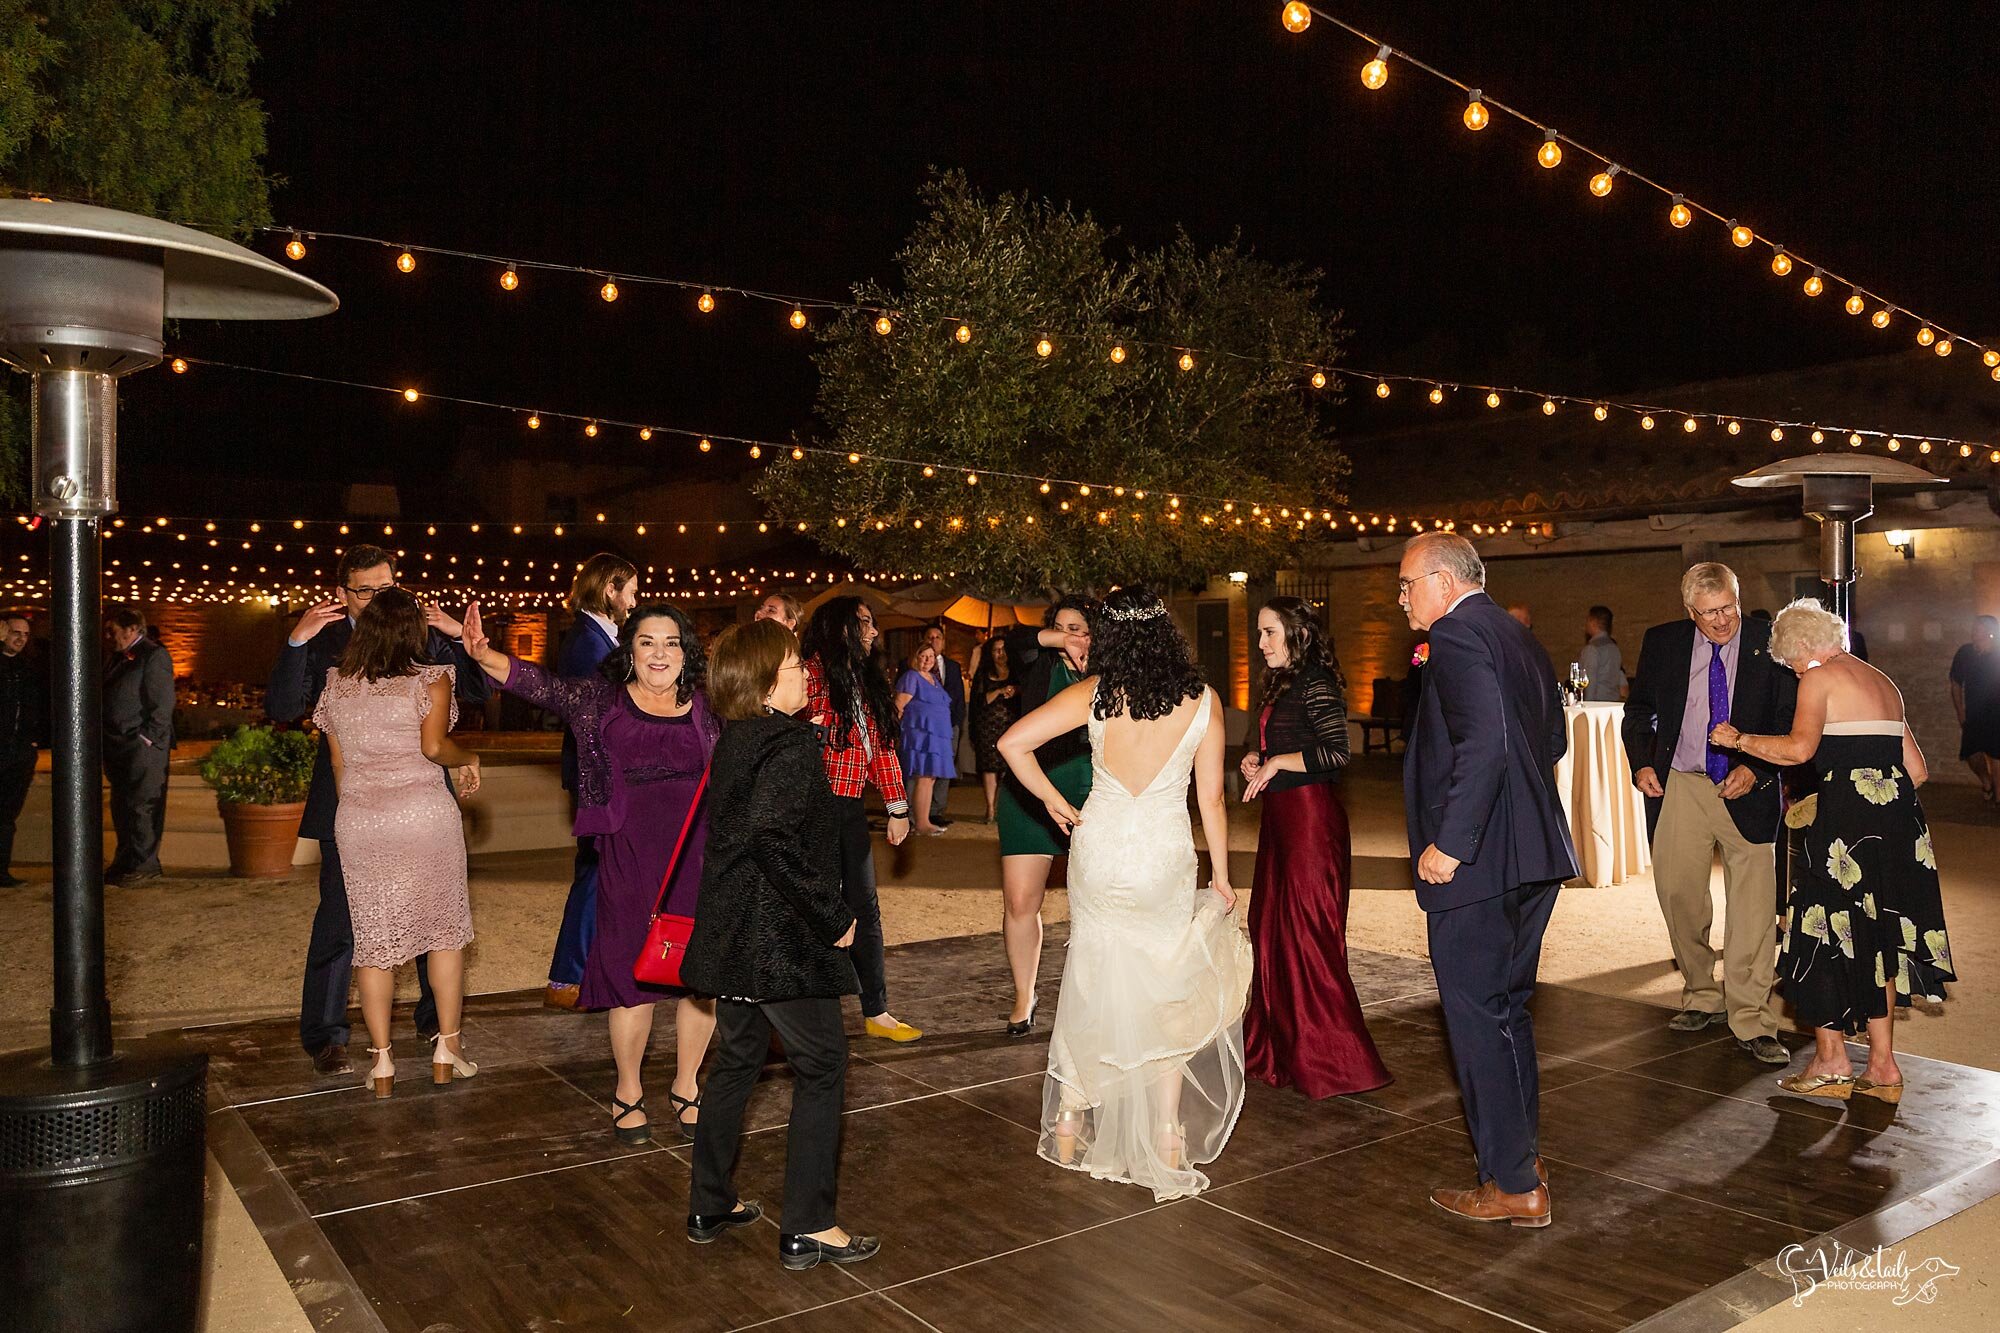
[1705,642,1731,783]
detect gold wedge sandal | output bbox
[1776,1071,1854,1101]
[1852,1077,1904,1104]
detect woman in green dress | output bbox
[996,595,1098,1036]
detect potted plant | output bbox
[198,724,318,877]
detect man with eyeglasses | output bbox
[1622,562,1796,1065]
[267,543,491,1076]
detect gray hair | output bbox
[1406,532,1486,588]
[1680,561,1740,607]
[1769,597,1848,666]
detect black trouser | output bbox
[0,744,36,873]
[299,838,436,1053]
[833,796,888,1017]
[1426,879,1560,1197]
[104,741,169,876]
[690,996,846,1235]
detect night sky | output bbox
[119,1,2000,520]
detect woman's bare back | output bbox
[1815,654,1906,725]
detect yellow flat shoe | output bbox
[1776,1071,1853,1101]
[864,1017,924,1043]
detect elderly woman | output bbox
[682,618,880,1270]
[1711,599,1957,1103]
[461,600,721,1144]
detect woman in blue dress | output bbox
[896,644,956,836]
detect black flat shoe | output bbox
[780,1231,882,1270]
[687,1200,762,1243]
[667,1089,701,1143]
[611,1094,652,1145]
[1005,997,1038,1037]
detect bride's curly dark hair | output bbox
[1090,585,1205,721]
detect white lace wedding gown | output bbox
[1040,687,1254,1200]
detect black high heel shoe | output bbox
[1005,997,1038,1037]
[666,1089,701,1143]
[611,1094,652,1145]
[779,1231,882,1270]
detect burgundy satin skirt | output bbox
[1245,781,1392,1098]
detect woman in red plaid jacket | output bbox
[800,597,924,1042]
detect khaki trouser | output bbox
[1653,770,1779,1041]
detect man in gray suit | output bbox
[103,604,174,885]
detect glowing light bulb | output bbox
[527,413,540,429]
[1641,415,1656,430]
[1036,337,1053,358]
[1938,339,1954,356]
[1375,381,1390,398]
[698,438,712,452]
[596,279,618,303]
[847,452,860,464]
[1986,350,2000,367]
[170,357,187,374]
[1669,196,1691,228]
[284,235,306,261]
[1771,427,1785,442]
[793,447,805,460]
[500,267,519,291]
[1039,480,1051,493]
[1771,250,1792,276]
[697,291,715,313]
[1178,351,1195,372]
[1485,392,1501,409]
[396,250,416,273]
[1682,416,1698,433]
[1727,420,1742,435]
[584,422,598,438]
[1311,371,1327,389]
[1803,270,1824,297]
[966,472,979,485]
[402,388,419,403]
[922,465,935,477]
[1589,168,1616,197]
[1846,291,1866,316]
[955,323,972,343]
[789,308,808,330]
[1537,131,1562,169]
[1542,399,1557,416]
[1360,45,1390,90]
[875,315,893,336]
[1110,344,1127,363]
[1429,386,1445,404]
[1871,308,1892,329]
[1463,91,1488,131]
[1850,433,1864,447]
[1888,438,1902,452]
[1729,222,1753,248]
[1593,404,1608,421]
[1281,1,1311,33]
[1918,326,1935,346]
[749,445,761,459]
[1962,444,1974,457]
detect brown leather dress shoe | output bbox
[544,983,582,1011]
[1430,1179,1551,1228]
[310,1043,352,1076]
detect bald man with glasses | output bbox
[1622,562,1797,1064]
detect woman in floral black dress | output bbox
[1712,600,1956,1105]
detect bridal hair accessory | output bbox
[1103,601,1169,623]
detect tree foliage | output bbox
[0,0,283,501]
[756,172,1351,599]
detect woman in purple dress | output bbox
[462,600,722,1145]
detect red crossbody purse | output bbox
[632,766,710,988]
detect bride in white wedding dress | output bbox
[997,585,1253,1201]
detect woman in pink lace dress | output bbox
[313,589,483,1097]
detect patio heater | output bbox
[1732,453,1946,626]
[0,200,335,1332]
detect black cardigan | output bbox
[681,712,858,1001]
[1256,661,1351,794]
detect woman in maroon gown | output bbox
[1239,598,1390,1098]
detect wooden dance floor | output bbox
[190,929,2000,1332]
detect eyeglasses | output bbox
[1398,570,1445,596]
[343,583,394,601]
[775,661,806,674]
[1688,603,1740,623]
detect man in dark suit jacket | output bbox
[0,616,46,886]
[921,621,964,827]
[1621,562,1795,1065]
[1399,533,1575,1229]
[267,544,489,1074]
[102,605,175,885]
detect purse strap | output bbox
[649,765,711,917]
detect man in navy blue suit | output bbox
[268,544,490,1075]
[1399,532,1576,1228]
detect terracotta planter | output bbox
[216,799,306,878]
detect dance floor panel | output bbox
[185,930,2000,1333]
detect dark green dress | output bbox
[997,657,1092,857]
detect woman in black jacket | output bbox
[680,618,881,1271]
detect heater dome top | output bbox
[1733,453,1946,492]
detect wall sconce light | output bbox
[1227,571,1250,584]
[1885,530,1915,560]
